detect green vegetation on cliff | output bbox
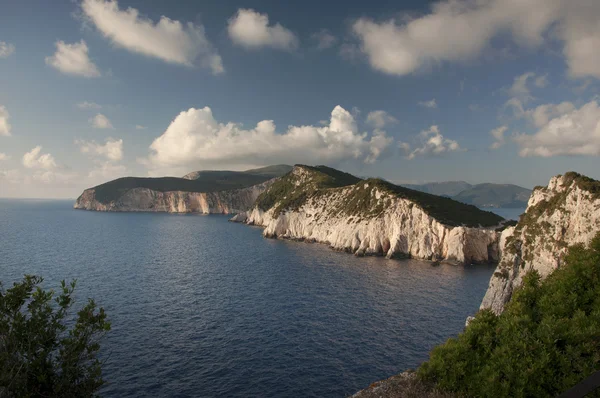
[255,165,361,217]
[256,165,503,227]
[90,165,293,205]
[418,234,600,397]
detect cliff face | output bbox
[480,172,600,314]
[74,179,274,213]
[232,166,505,265]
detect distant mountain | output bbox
[453,183,531,208]
[182,164,292,180]
[75,165,293,210]
[403,181,472,197]
[401,181,531,208]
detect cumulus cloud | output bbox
[143,105,392,175]
[418,99,437,109]
[87,161,127,181]
[312,29,337,50]
[0,41,15,58]
[509,72,536,100]
[77,101,102,110]
[489,125,509,149]
[514,100,600,157]
[76,137,123,161]
[0,153,9,161]
[23,146,57,170]
[366,110,398,129]
[45,40,101,78]
[81,0,223,74]
[399,125,462,159]
[0,106,11,136]
[228,9,298,51]
[351,0,600,79]
[89,113,113,129]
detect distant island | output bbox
[402,181,531,208]
[75,164,510,265]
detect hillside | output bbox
[182,164,292,180]
[233,165,505,264]
[453,183,531,208]
[402,181,531,208]
[403,181,472,197]
[73,165,293,213]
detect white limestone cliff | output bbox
[480,172,600,314]
[74,180,274,214]
[232,167,504,265]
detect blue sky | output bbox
[1,0,600,198]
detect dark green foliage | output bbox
[0,276,111,397]
[418,234,600,397]
[257,166,503,227]
[255,165,361,217]
[91,173,270,204]
[363,179,503,227]
[240,164,293,178]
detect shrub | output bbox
[0,275,111,397]
[418,233,600,397]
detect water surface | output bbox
[0,200,496,397]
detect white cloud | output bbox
[77,101,102,110]
[81,0,223,74]
[312,29,337,50]
[418,99,437,109]
[399,125,462,159]
[0,106,11,136]
[509,72,536,100]
[366,110,398,129]
[351,1,600,79]
[45,40,101,78]
[143,105,392,175]
[89,113,113,129]
[135,124,147,130]
[506,98,576,128]
[23,146,57,170]
[228,9,298,51]
[0,153,9,161]
[76,137,123,161]
[514,100,600,157]
[87,161,127,181]
[489,125,508,149]
[0,41,15,58]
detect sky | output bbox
[1,0,600,198]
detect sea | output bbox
[0,200,525,397]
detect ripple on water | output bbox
[0,200,495,397]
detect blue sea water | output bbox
[0,199,498,397]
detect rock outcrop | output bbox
[232,165,506,265]
[480,172,600,314]
[74,179,274,213]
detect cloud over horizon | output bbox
[399,125,462,159]
[143,105,393,175]
[515,100,600,157]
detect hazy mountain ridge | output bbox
[402,181,531,208]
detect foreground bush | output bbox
[418,233,600,397]
[0,275,111,397]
